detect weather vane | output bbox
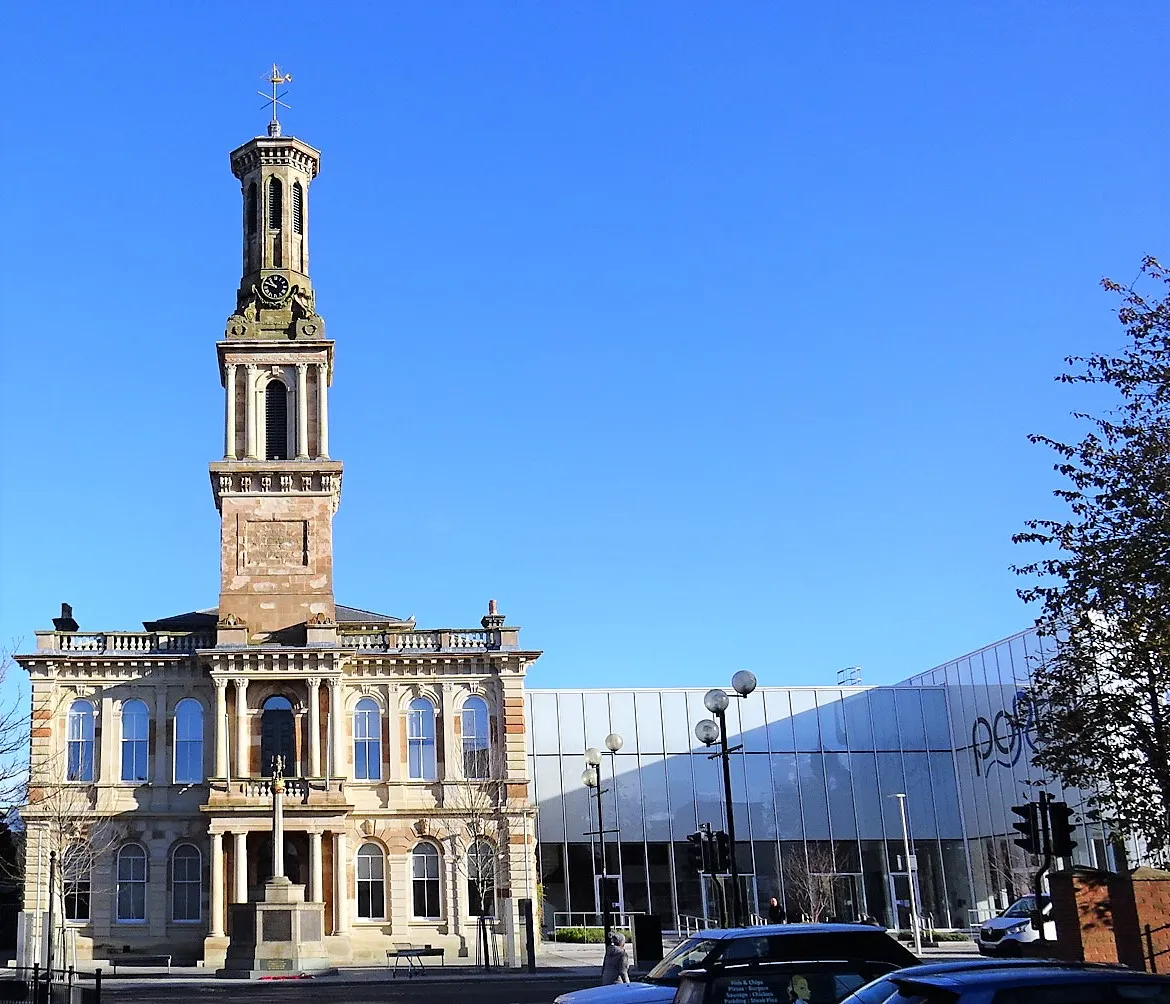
[259,63,293,137]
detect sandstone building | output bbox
[16,114,540,970]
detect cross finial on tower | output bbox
[259,63,293,137]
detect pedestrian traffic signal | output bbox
[1011,802,1041,855]
[1048,801,1078,858]
[713,830,732,874]
[686,831,707,873]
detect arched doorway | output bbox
[260,695,295,776]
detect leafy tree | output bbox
[1013,256,1170,857]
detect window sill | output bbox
[170,919,203,925]
[113,919,147,926]
[353,919,388,926]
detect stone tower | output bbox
[209,120,342,641]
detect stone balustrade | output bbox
[338,629,499,652]
[35,631,215,653]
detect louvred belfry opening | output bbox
[265,380,288,460]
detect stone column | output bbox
[307,678,321,777]
[245,364,258,459]
[214,679,228,778]
[224,363,237,460]
[333,829,349,933]
[309,831,323,902]
[328,678,345,779]
[153,686,169,785]
[99,695,114,783]
[296,362,309,459]
[210,832,225,938]
[234,678,250,778]
[440,682,456,781]
[316,362,329,458]
[233,832,248,903]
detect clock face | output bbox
[261,274,290,300]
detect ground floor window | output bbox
[116,844,148,922]
[357,842,386,920]
[412,842,441,918]
[63,845,90,922]
[171,843,201,922]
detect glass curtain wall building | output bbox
[527,628,1115,933]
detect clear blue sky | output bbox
[1,2,1166,694]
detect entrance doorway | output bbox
[596,874,624,925]
[260,696,295,776]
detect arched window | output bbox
[265,379,289,461]
[173,699,204,783]
[260,695,295,776]
[246,182,258,236]
[411,843,440,918]
[66,701,94,782]
[171,843,201,922]
[356,842,385,919]
[292,181,304,235]
[63,843,90,922]
[467,839,496,917]
[462,696,491,779]
[354,698,381,781]
[120,699,149,782]
[407,698,436,780]
[116,844,148,922]
[268,176,283,230]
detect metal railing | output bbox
[0,964,100,1003]
[676,914,718,935]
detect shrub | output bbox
[548,927,632,944]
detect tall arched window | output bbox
[411,843,440,918]
[120,699,149,782]
[407,698,437,780]
[356,842,385,919]
[292,181,304,235]
[116,844,148,922]
[268,176,283,230]
[462,696,491,779]
[63,843,91,922]
[246,182,258,236]
[265,380,288,460]
[66,701,94,782]
[171,843,201,922]
[260,695,295,776]
[354,698,381,781]
[174,699,204,783]
[467,839,496,917]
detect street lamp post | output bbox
[583,732,623,942]
[695,670,757,929]
[891,793,922,955]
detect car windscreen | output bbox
[645,938,721,982]
[1001,896,1048,919]
[715,932,917,968]
[676,962,902,1004]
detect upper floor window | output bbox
[462,696,491,779]
[268,176,283,230]
[171,843,201,922]
[356,842,385,920]
[246,182,258,236]
[265,380,288,461]
[407,698,437,780]
[120,700,149,782]
[116,844,148,923]
[354,698,381,781]
[292,181,304,235]
[174,699,204,784]
[66,701,94,782]
[63,843,90,922]
[411,842,441,918]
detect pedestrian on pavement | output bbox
[600,931,631,985]
[767,897,786,924]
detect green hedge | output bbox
[549,927,633,944]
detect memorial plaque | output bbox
[260,958,293,971]
[243,520,308,571]
[301,912,322,942]
[262,909,293,941]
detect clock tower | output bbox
[209,109,342,642]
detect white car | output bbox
[975,896,1056,956]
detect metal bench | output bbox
[109,953,172,974]
[387,946,445,977]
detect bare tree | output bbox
[782,841,837,923]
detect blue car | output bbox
[554,924,918,1004]
[838,960,1170,1004]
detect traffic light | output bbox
[686,831,707,873]
[1011,802,1042,855]
[1048,801,1078,858]
[712,830,732,874]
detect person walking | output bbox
[600,931,631,985]
[767,897,786,924]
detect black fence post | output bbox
[95,967,102,1004]
[1147,924,1157,974]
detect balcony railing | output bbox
[205,776,348,808]
[35,631,215,653]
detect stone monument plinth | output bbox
[219,876,333,978]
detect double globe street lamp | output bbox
[582,732,623,941]
[695,670,758,929]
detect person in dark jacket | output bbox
[767,897,786,924]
